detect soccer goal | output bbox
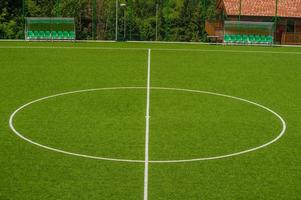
[223,21,275,45]
[25,17,76,41]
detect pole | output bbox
[115,0,118,41]
[92,0,97,40]
[155,4,158,41]
[23,0,26,40]
[274,0,278,43]
[239,0,242,21]
[124,7,126,40]
[202,0,206,38]
[275,0,278,19]
[129,3,132,40]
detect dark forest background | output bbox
[0,0,217,41]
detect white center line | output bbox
[144,49,151,200]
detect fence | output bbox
[281,32,301,45]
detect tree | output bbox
[0,8,17,39]
[0,0,220,41]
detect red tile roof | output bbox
[222,0,301,18]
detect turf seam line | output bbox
[144,49,151,200]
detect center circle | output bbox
[9,87,286,163]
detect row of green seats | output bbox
[224,34,273,44]
[27,31,75,40]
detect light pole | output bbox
[120,3,126,40]
[115,1,127,41]
[92,0,97,40]
[238,0,242,21]
[23,0,26,40]
[155,4,159,41]
[115,0,118,41]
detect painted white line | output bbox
[8,87,146,163]
[149,87,287,163]
[151,48,301,55]
[0,45,301,55]
[0,46,147,51]
[144,49,151,200]
[9,87,286,163]
[126,40,301,48]
[1,39,301,48]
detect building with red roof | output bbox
[206,0,301,44]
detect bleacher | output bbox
[224,34,273,45]
[26,30,75,40]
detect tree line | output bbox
[0,0,217,41]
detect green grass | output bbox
[0,41,301,200]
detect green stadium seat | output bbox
[255,35,261,43]
[223,34,273,45]
[51,31,58,39]
[27,31,35,39]
[45,31,51,39]
[33,31,39,38]
[69,31,75,39]
[224,34,274,45]
[249,35,255,43]
[267,36,273,44]
[224,34,231,43]
[58,31,64,39]
[242,35,248,43]
[230,35,236,43]
[261,35,267,44]
[39,31,45,39]
[236,34,243,43]
[25,18,75,41]
[63,31,69,39]
[227,35,232,43]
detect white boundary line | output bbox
[8,87,145,163]
[0,45,301,55]
[9,87,286,163]
[1,39,301,48]
[152,48,301,55]
[150,87,287,163]
[0,46,146,51]
[144,49,151,200]
[126,40,301,48]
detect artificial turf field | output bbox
[0,41,301,200]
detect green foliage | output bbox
[0,8,18,39]
[1,0,219,41]
[26,0,42,16]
